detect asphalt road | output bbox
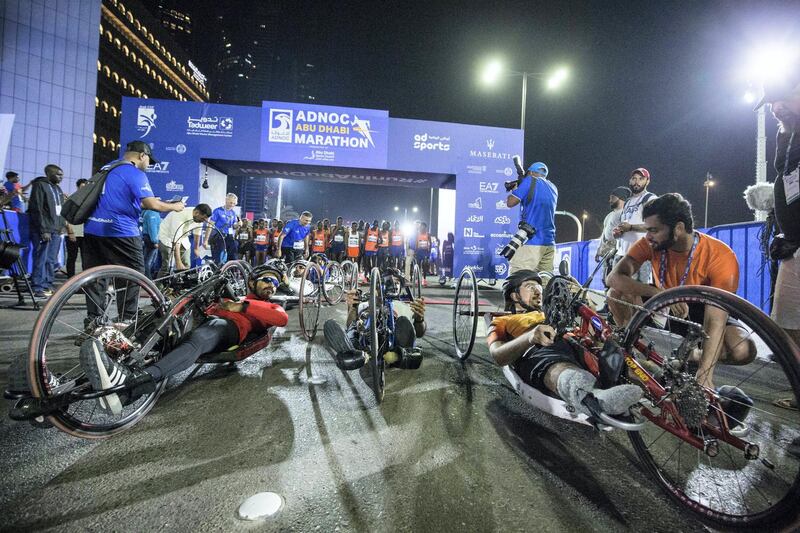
[0,279,707,532]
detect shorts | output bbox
[255,245,268,252]
[364,250,377,257]
[330,244,345,256]
[772,253,800,330]
[512,338,580,391]
[415,250,430,261]
[281,248,303,263]
[510,245,555,274]
[390,246,405,257]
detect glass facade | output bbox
[0,0,102,193]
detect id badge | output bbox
[784,167,800,205]
[55,204,62,216]
[228,227,235,235]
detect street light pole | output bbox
[520,71,528,131]
[755,105,768,221]
[703,173,715,228]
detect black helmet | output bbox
[250,264,282,286]
[502,270,542,310]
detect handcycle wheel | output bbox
[322,261,345,305]
[622,286,800,530]
[220,260,250,298]
[27,265,169,439]
[411,262,423,300]
[368,267,385,403]
[340,260,359,291]
[298,262,322,341]
[452,267,479,361]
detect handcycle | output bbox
[452,260,800,530]
[5,258,321,439]
[308,252,348,305]
[353,266,423,403]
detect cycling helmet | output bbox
[249,265,281,287]
[502,269,542,312]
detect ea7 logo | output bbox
[494,216,511,224]
[479,182,499,193]
[147,161,170,172]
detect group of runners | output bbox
[237,215,445,279]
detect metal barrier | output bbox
[555,221,771,314]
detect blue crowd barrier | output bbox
[555,221,771,314]
[0,210,34,274]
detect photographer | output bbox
[505,161,558,273]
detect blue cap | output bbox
[528,162,548,177]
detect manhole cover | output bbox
[237,492,284,520]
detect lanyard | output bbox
[783,131,795,176]
[659,232,699,288]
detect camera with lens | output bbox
[503,177,522,192]
[499,222,536,260]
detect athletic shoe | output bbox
[42,289,54,296]
[323,319,367,370]
[33,292,49,300]
[79,339,155,415]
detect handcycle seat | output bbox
[196,326,276,363]
[502,365,607,429]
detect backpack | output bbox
[61,161,132,225]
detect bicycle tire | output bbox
[369,267,385,403]
[453,268,479,361]
[623,285,800,530]
[298,262,322,341]
[322,262,345,305]
[220,260,250,298]
[411,262,423,300]
[28,265,168,439]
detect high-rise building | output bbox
[1,0,102,193]
[93,0,210,172]
[150,1,193,51]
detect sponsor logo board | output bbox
[466,215,483,223]
[187,115,234,138]
[494,215,511,224]
[165,179,184,191]
[137,106,157,138]
[495,200,511,210]
[413,133,451,151]
[479,181,499,193]
[463,227,485,238]
[468,197,483,209]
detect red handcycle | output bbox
[452,263,800,530]
[5,259,323,438]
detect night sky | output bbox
[276,0,798,239]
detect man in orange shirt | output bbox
[607,193,756,389]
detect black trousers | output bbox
[65,236,84,278]
[82,234,145,322]
[147,318,239,380]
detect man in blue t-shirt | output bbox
[83,141,184,324]
[276,211,312,262]
[203,193,240,264]
[2,171,29,212]
[506,161,558,273]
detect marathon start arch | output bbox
[120,97,523,278]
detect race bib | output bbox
[239,232,249,239]
[368,235,378,243]
[255,234,267,244]
[293,240,305,250]
[418,241,429,249]
[349,236,359,246]
[785,167,800,205]
[334,235,344,242]
[392,236,403,244]
[314,239,324,247]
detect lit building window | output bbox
[93,133,97,144]
[102,101,108,112]
[106,31,113,42]
[100,136,107,147]
[112,72,119,83]
[97,60,101,71]
[109,140,116,151]
[121,78,127,89]
[95,96,99,106]
[136,89,141,97]
[103,65,110,77]
[145,64,150,74]
[127,12,133,24]
[138,58,143,68]
[130,51,137,62]
[111,105,118,117]
[114,37,121,48]
[122,44,129,55]
[99,23,103,34]
[135,20,140,31]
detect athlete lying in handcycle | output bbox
[78,265,288,415]
[324,268,425,371]
[488,270,644,417]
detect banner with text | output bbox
[260,102,388,168]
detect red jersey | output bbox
[312,229,327,253]
[379,230,390,248]
[365,228,379,252]
[206,295,289,343]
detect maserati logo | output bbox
[486,139,495,150]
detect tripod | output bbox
[0,208,39,310]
